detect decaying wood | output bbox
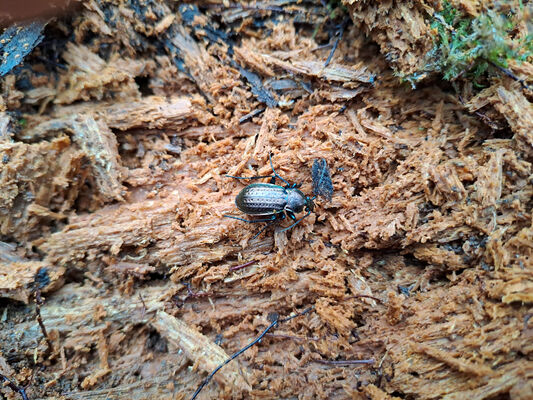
[152,311,252,396]
[344,0,434,76]
[0,137,86,240]
[0,1,532,399]
[0,259,63,303]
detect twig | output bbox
[34,290,53,354]
[190,307,313,400]
[0,373,29,400]
[375,347,390,387]
[230,260,258,271]
[490,61,532,90]
[190,320,277,400]
[311,43,333,52]
[312,358,375,366]
[265,333,319,341]
[239,108,265,124]
[324,17,350,67]
[181,284,210,307]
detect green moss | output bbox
[326,0,348,18]
[403,2,532,87]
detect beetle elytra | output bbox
[224,154,316,239]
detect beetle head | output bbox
[305,196,316,212]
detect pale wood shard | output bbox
[508,60,533,83]
[152,311,252,395]
[167,25,220,105]
[465,85,499,112]
[0,112,11,142]
[466,83,533,159]
[475,149,504,207]
[0,282,165,351]
[412,244,468,270]
[101,96,197,131]
[292,60,375,84]
[412,342,493,377]
[23,115,125,202]
[55,43,144,105]
[70,116,125,202]
[261,54,374,85]
[22,96,209,142]
[494,86,533,159]
[106,261,156,278]
[442,367,529,400]
[234,46,275,78]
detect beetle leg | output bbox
[286,211,297,221]
[285,183,301,189]
[224,214,277,223]
[279,210,311,232]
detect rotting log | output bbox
[1,1,532,399]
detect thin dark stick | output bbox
[324,18,350,67]
[34,290,53,353]
[239,108,265,124]
[490,61,531,90]
[265,333,320,342]
[230,260,257,271]
[0,373,29,400]
[180,283,210,306]
[190,307,313,400]
[280,306,314,323]
[312,358,375,366]
[190,319,278,400]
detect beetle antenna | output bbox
[225,174,276,181]
[224,215,277,223]
[268,153,290,186]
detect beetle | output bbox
[224,154,316,238]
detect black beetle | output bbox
[224,154,316,238]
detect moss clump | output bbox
[403,2,532,87]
